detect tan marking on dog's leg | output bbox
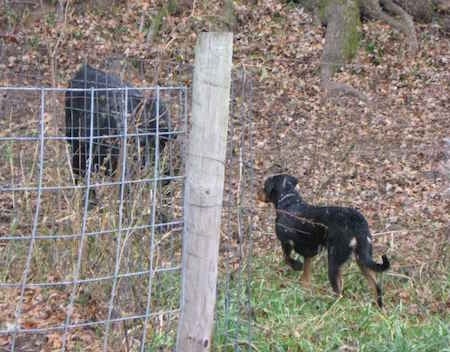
[337,270,343,294]
[357,262,379,301]
[257,189,268,203]
[301,257,313,287]
[330,267,343,297]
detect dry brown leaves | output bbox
[0,287,104,351]
[0,0,449,348]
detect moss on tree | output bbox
[343,0,361,60]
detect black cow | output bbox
[65,64,171,207]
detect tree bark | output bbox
[360,0,418,54]
[394,0,434,23]
[320,0,368,101]
[314,0,420,101]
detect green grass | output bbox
[215,253,449,351]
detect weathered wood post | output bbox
[176,32,233,351]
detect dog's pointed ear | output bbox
[264,177,275,195]
[282,175,298,189]
[289,175,298,187]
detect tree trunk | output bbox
[433,0,450,33]
[315,0,420,101]
[320,0,368,101]
[360,0,418,53]
[394,0,434,23]
[434,0,450,12]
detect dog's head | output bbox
[258,174,299,204]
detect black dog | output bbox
[259,174,390,308]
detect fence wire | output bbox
[0,62,255,351]
[215,68,255,351]
[0,66,187,350]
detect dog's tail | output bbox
[360,253,390,272]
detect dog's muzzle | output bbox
[257,189,268,203]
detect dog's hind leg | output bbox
[327,242,351,296]
[357,262,383,308]
[327,247,348,296]
[328,258,343,296]
[281,241,303,271]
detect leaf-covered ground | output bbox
[0,0,448,350]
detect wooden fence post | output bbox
[176,32,233,351]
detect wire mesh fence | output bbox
[0,61,254,351]
[0,81,186,350]
[214,69,254,351]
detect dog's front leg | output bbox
[300,257,313,287]
[281,241,303,270]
